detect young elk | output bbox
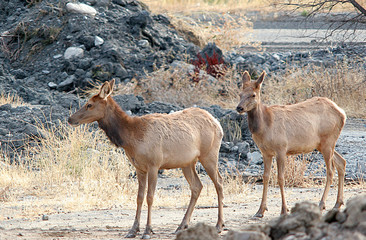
[236,71,346,218]
[68,79,224,239]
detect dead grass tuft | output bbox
[114,63,240,108]
[0,92,27,107]
[169,12,259,51]
[0,121,138,218]
[262,62,366,118]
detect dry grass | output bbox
[141,0,361,14]
[114,63,240,108]
[262,62,366,118]
[141,0,274,14]
[0,121,138,219]
[169,12,259,50]
[0,92,26,107]
[269,154,326,188]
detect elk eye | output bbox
[252,94,256,98]
[86,104,92,109]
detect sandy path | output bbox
[1,185,364,240]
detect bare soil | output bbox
[0,180,365,240]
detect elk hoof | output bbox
[253,213,264,218]
[142,227,154,239]
[175,224,188,233]
[141,234,151,239]
[216,222,225,233]
[319,201,326,211]
[125,232,137,238]
[333,201,343,209]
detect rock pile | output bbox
[0,0,196,92]
[177,195,366,240]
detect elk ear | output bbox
[255,71,266,89]
[242,71,251,88]
[99,79,115,100]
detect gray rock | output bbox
[138,39,150,48]
[94,36,104,46]
[64,47,84,60]
[176,222,219,240]
[224,230,270,240]
[57,75,75,91]
[344,194,366,228]
[247,151,263,165]
[66,3,97,16]
[237,141,250,155]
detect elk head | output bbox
[68,79,115,126]
[236,71,265,114]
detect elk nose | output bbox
[236,106,243,112]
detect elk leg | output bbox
[254,153,273,218]
[319,147,335,210]
[142,168,158,239]
[126,170,147,238]
[333,151,346,209]
[276,152,288,215]
[200,154,225,232]
[176,163,203,232]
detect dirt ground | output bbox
[0,181,365,240]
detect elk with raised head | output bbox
[68,79,224,239]
[236,71,346,218]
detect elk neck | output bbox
[247,103,272,135]
[97,97,144,148]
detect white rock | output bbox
[48,82,58,89]
[94,36,104,46]
[66,2,97,16]
[64,47,84,60]
[138,39,149,48]
[53,54,62,59]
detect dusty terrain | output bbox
[0,183,364,240]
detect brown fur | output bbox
[236,71,347,218]
[68,80,225,238]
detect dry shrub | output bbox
[115,63,240,108]
[141,0,274,13]
[0,92,26,106]
[220,117,242,142]
[0,121,138,218]
[262,62,366,118]
[169,12,259,51]
[269,155,310,188]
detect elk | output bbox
[236,71,346,218]
[68,79,224,239]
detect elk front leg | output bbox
[126,170,147,238]
[254,153,273,218]
[142,168,158,239]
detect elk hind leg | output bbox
[319,146,335,211]
[333,151,346,209]
[199,153,224,232]
[176,163,203,232]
